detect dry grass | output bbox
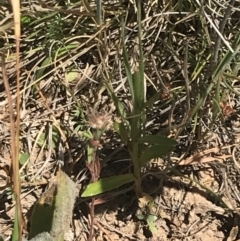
[1,0,240,240]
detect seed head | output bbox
[87,108,112,130]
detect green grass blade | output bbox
[213,32,240,80]
[96,0,102,24]
[137,135,178,146]
[133,71,145,111]
[189,81,214,118]
[139,145,176,167]
[135,0,145,110]
[190,33,240,119]
[121,20,134,102]
[105,81,126,118]
[223,77,240,96]
[130,0,145,144]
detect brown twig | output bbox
[94,220,115,241]
[1,54,23,239]
[87,153,100,241]
[7,1,24,238]
[88,198,96,241]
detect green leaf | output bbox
[29,170,78,239]
[38,133,46,147]
[147,214,158,222]
[50,171,78,239]
[136,214,144,220]
[137,135,178,146]
[66,71,79,82]
[35,57,52,81]
[19,153,30,165]
[21,16,31,23]
[81,174,135,197]
[37,127,59,148]
[29,188,56,238]
[51,126,60,148]
[147,219,157,234]
[139,145,176,167]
